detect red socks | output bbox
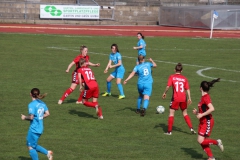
[201,144,213,158]
[77,90,84,102]
[167,115,193,132]
[167,116,174,132]
[184,115,193,129]
[83,101,98,108]
[60,88,73,101]
[200,138,218,158]
[201,139,218,145]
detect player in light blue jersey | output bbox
[133,32,146,65]
[124,55,157,116]
[102,44,125,99]
[21,88,53,160]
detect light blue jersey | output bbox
[134,62,153,84]
[109,52,125,79]
[137,39,146,56]
[134,62,153,96]
[28,99,48,134]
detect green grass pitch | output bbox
[0,33,239,160]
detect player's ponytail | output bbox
[201,78,220,92]
[31,88,47,99]
[175,63,183,72]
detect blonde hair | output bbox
[79,58,86,67]
[80,45,87,53]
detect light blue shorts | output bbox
[136,53,146,62]
[138,51,146,57]
[26,130,41,148]
[111,69,125,79]
[137,83,152,96]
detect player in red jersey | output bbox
[77,58,103,119]
[58,45,100,105]
[193,78,223,160]
[162,63,196,135]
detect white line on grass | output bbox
[48,46,240,82]
[71,46,240,51]
[0,32,94,38]
[196,68,238,82]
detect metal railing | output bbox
[76,0,99,5]
[95,0,240,6]
[0,0,239,22]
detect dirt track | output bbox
[0,24,239,38]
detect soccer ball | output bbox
[156,105,165,114]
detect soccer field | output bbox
[0,33,239,160]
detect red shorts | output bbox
[198,118,214,137]
[71,71,79,84]
[169,101,187,110]
[82,86,99,99]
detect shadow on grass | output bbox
[100,92,119,98]
[111,94,120,98]
[68,109,97,119]
[65,98,78,104]
[18,156,31,160]
[115,106,136,113]
[181,147,204,159]
[154,123,168,132]
[154,123,192,135]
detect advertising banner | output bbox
[40,5,100,19]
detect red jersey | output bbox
[73,55,90,70]
[198,94,213,123]
[167,73,189,102]
[77,66,98,89]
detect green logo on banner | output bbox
[44,6,62,16]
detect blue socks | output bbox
[117,83,124,95]
[137,96,143,109]
[36,145,48,155]
[107,81,111,93]
[107,81,125,96]
[29,149,38,160]
[28,145,48,160]
[137,98,149,110]
[143,99,149,109]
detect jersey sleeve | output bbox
[28,103,35,115]
[44,104,49,112]
[77,68,85,75]
[133,66,138,73]
[167,75,172,86]
[73,55,80,63]
[139,39,145,46]
[203,95,212,105]
[117,53,122,61]
[184,78,190,90]
[77,68,81,73]
[148,62,153,68]
[137,40,140,46]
